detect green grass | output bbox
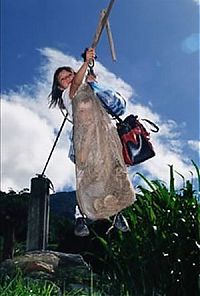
[0,271,108,296]
[0,271,60,296]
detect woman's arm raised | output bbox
[69,48,95,99]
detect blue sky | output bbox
[1,0,199,193]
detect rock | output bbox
[0,250,92,293]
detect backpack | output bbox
[88,81,126,116]
[116,114,159,166]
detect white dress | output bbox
[62,88,73,120]
[62,88,75,162]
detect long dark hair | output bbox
[48,66,74,109]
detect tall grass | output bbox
[88,165,199,295]
[0,270,61,296]
[0,270,107,296]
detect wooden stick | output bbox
[91,0,115,48]
[105,11,117,61]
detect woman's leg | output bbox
[74,205,90,237]
[113,212,130,232]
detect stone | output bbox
[0,250,91,293]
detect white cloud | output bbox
[193,0,200,5]
[1,98,75,192]
[188,140,200,153]
[1,48,196,193]
[181,33,200,54]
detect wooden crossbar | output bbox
[104,9,117,61]
[91,0,116,49]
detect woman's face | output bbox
[57,70,74,90]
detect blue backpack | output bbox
[88,81,126,116]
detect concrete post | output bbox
[26,175,50,251]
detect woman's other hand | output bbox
[86,73,97,83]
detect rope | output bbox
[41,114,69,176]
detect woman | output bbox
[49,48,135,236]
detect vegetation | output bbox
[0,270,104,296]
[88,166,199,295]
[0,164,199,295]
[0,189,28,260]
[0,270,61,296]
